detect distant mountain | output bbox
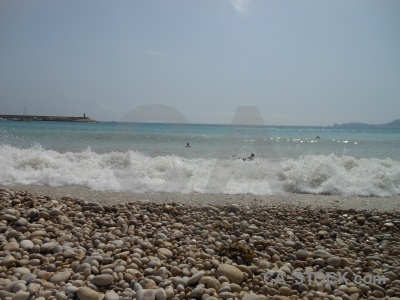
[333,119,400,129]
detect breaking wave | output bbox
[1,145,399,196]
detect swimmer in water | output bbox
[242,153,255,161]
[186,143,191,147]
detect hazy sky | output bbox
[1,0,399,126]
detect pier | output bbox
[0,114,96,122]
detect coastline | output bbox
[1,184,399,212]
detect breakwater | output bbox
[0,114,96,122]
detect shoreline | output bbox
[1,184,399,212]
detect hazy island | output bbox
[333,119,400,129]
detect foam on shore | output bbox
[1,184,399,212]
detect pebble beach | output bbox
[0,187,399,300]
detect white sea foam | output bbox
[280,154,400,196]
[1,145,399,196]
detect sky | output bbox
[0,0,399,126]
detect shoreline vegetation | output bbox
[0,114,96,122]
[0,186,399,300]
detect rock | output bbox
[154,288,167,300]
[228,204,240,213]
[219,292,236,299]
[50,271,72,284]
[348,287,361,294]
[57,235,72,243]
[155,266,168,279]
[14,267,31,276]
[207,278,220,290]
[5,280,25,292]
[11,291,30,300]
[384,271,397,281]
[105,290,120,300]
[170,266,181,276]
[76,262,92,273]
[358,283,370,294]
[317,230,329,236]
[313,249,332,259]
[50,208,62,216]
[63,249,76,258]
[90,274,114,286]
[368,283,385,293]
[40,242,57,252]
[237,265,254,279]
[296,249,311,259]
[319,214,330,225]
[55,291,68,300]
[155,233,168,240]
[279,286,292,296]
[0,290,14,299]
[326,256,341,267]
[16,218,29,226]
[77,287,102,300]
[361,246,374,255]
[216,264,244,284]
[391,249,400,256]
[1,254,15,267]
[165,286,174,299]
[157,248,173,259]
[142,278,157,289]
[19,240,34,251]
[243,293,260,300]
[65,285,79,295]
[137,289,155,300]
[30,230,47,238]
[20,273,35,284]
[3,241,19,251]
[191,286,204,299]
[12,282,27,293]
[187,271,205,286]
[371,290,385,298]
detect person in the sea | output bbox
[316,136,320,139]
[186,143,191,147]
[240,153,255,161]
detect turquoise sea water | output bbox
[1,121,399,196]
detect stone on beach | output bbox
[157,248,173,259]
[187,270,205,285]
[105,290,119,300]
[77,287,103,300]
[90,274,114,286]
[136,290,154,300]
[3,242,19,251]
[216,264,244,284]
[50,271,72,284]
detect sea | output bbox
[1,120,399,197]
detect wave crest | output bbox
[1,145,399,196]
